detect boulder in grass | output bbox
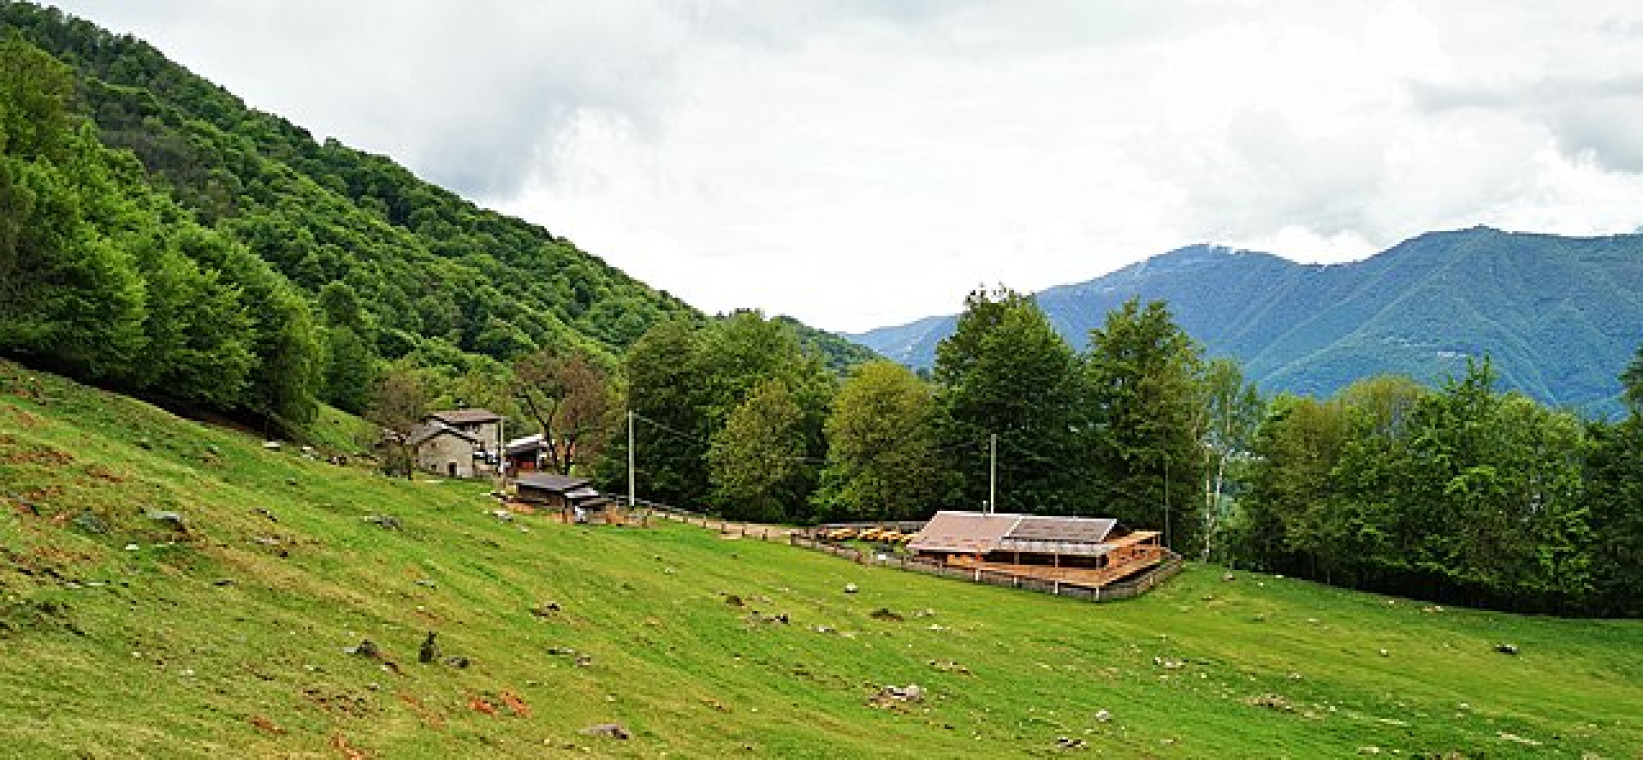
[580,723,631,740]
[144,510,187,532]
[1495,643,1519,655]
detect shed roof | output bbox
[906,511,1018,554]
[908,511,1125,557]
[515,473,591,493]
[428,409,502,425]
[505,433,547,455]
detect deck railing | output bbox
[622,500,1182,603]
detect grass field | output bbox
[2,359,1639,758]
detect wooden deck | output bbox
[947,543,1167,588]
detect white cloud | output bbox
[50,0,1643,331]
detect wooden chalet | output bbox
[907,511,1166,588]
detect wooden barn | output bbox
[907,511,1166,587]
[514,473,617,523]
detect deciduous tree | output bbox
[935,287,1082,514]
[817,360,944,521]
[1083,297,1203,547]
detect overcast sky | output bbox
[49,1,1643,332]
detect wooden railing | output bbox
[618,500,1182,603]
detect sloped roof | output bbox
[1003,516,1116,544]
[505,433,547,455]
[406,421,481,447]
[515,473,591,493]
[428,409,502,425]
[908,511,1123,557]
[907,512,1020,554]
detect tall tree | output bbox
[1198,357,1263,560]
[1083,297,1204,548]
[935,288,1082,514]
[1623,343,1643,417]
[617,319,712,507]
[128,229,254,407]
[817,360,945,522]
[514,349,610,475]
[1237,393,1350,576]
[1583,415,1643,616]
[367,363,430,479]
[708,379,807,523]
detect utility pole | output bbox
[1163,454,1171,548]
[988,433,998,515]
[627,410,636,509]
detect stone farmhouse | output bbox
[408,409,504,479]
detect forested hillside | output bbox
[0,2,872,433]
[853,227,1643,416]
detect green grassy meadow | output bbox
[2,359,1639,758]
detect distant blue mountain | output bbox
[848,227,1643,417]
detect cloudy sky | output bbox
[49,1,1643,332]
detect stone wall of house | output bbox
[467,421,502,454]
[417,435,478,478]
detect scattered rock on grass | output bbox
[1495,643,1519,655]
[1249,693,1293,711]
[929,659,971,675]
[345,639,381,658]
[1056,736,1087,750]
[1094,709,1112,723]
[72,512,109,535]
[144,510,187,531]
[868,683,924,709]
[870,608,904,622]
[580,723,631,740]
[365,515,402,530]
[844,583,859,594]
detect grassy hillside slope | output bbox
[2,360,1639,758]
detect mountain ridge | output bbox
[850,226,1643,415]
